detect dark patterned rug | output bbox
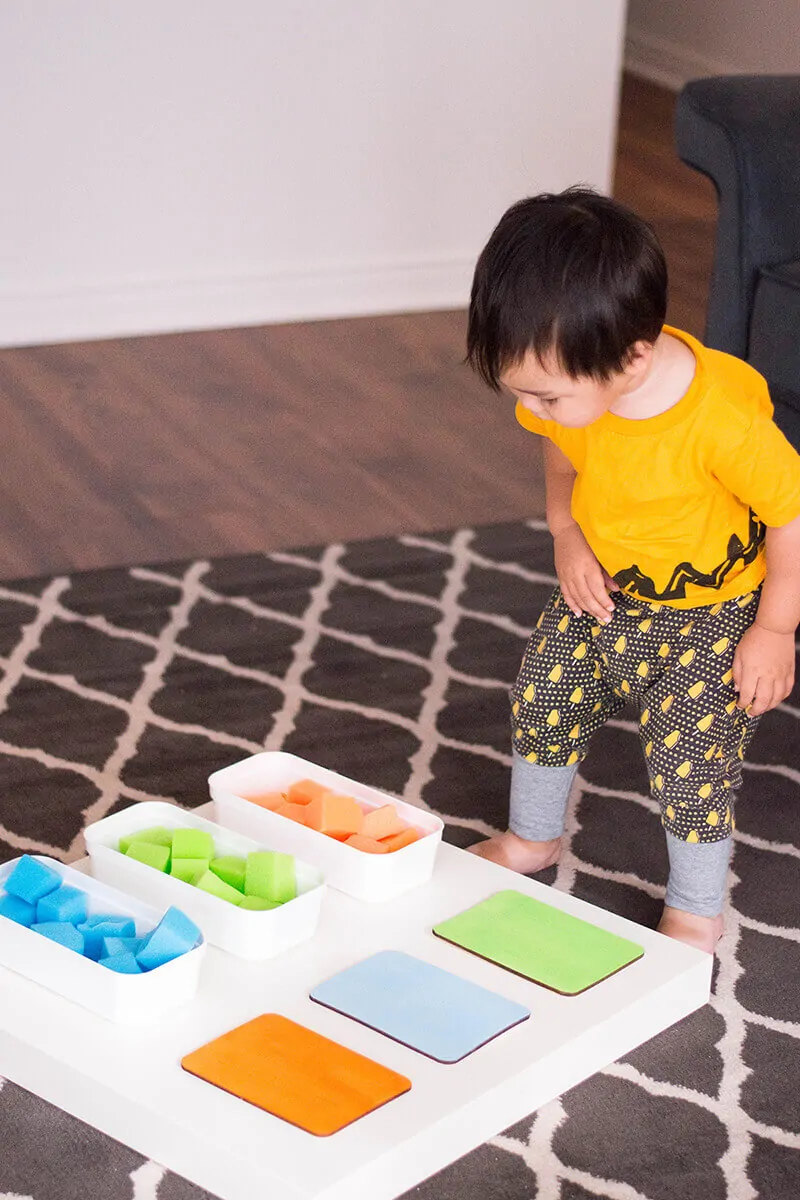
[1,519,799,1200]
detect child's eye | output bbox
[539,396,559,405]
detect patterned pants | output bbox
[511,587,761,844]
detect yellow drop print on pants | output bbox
[523,683,535,702]
[557,614,570,633]
[569,723,581,739]
[688,680,706,699]
[567,750,579,765]
[641,708,650,726]
[569,687,584,703]
[712,637,730,655]
[548,663,563,683]
[636,661,649,678]
[666,804,675,820]
[512,701,520,716]
[721,668,734,685]
[679,648,696,667]
[526,751,537,763]
[687,830,699,843]
[638,618,652,633]
[614,635,627,654]
[697,783,713,799]
[664,729,681,748]
[547,710,560,727]
[658,642,670,657]
[696,713,715,732]
[661,695,674,713]
[706,811,720,826]
[676,760,692,778]
[573,642,588,660]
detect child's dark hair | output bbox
[466,186,668,389]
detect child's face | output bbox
[500,350,640,429]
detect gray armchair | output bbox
[675,75,800,449]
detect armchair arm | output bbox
[675,75,800,359]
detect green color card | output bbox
[433,890,644,995]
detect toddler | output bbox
[466,187,800,953]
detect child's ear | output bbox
[625,340,655,377]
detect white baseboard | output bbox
[0,257,474,348]
[624,27,743,92]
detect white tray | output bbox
[0,856,205,1023]
[84,802,325,960]
[208,751,443,902]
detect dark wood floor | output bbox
[0,75,718,580]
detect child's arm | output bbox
[543,441,616,623]
[733,513,800,715]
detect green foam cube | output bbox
[210,856,247,893]
[118,826,174,854]
[239,896,281,911]
[245,851,296,904]
[194,869,244,905]
[170,857,209,884]
[171,829,215,860]
[126,842,171,872]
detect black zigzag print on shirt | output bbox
[614,508,765,601]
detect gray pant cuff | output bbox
[508,752,578,842]
[664,829,731,918]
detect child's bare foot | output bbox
[467,831,561,874]
[657,906,723,954]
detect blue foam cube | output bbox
[99,951,143,974]
[0,893,37,926]
[4,856,61,905]
[30,921,85,954]
[136,906,201,970]
[101,935,145,958]
[36,884,89,926]
[77,916,137,960]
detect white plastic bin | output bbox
[209,751,443,903]
[0,856,205,1023]
[84,802,325,960]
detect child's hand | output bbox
[553,525,616,623]
[733,623,796,715]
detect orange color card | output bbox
[181,1013,411,1136]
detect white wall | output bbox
[626,0,800,91]
[0,1,627,348]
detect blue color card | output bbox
[310,950,530,1063]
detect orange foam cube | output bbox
[274,802,309,825]
[345,834,389,854]
[286,778,331,806]
[245,790,286,811]
[304,792,363,840]
[380,828,421,852]
[360,804,407,841]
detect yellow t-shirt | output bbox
[515,326,800,608]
